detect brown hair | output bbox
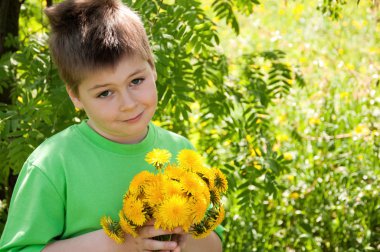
[45,0,155,95]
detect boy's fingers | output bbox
[177,234,188,248]
[173,227,185,234]
[142,239,177,251]
[171,233,187,250]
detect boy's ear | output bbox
[66,85,83,110]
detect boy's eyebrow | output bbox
[89,67,147,91]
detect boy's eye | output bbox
[131,78,144,85]
[97,90,112,98]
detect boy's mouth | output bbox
[123,111,144,123]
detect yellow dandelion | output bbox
[309,117,321,125]
[100,216,125,243]
[191,205,225,239]
[145,148,172,169]
[208,206,225,231]
[290,192,300,199]
[190,195,209,223]
[192,164,208,175]
[122,196,147,226]
[162,179,183,198]
[191,229,211,239]
[201,184,211,206]
[164,164,185,180]
[180,171,209,196]
[253,161,262,170]
[144,174,165,207]
[190,221,211,239]
[354,124,370,135]
[211,168,228,194]
[119,211,138,238]
[210,189,221,206]
[155,195,191,231]
[177,149,203,171]
[283,152,293,161]
[249,147,262,157]
[129,171,155,194]
[195,166,215,189]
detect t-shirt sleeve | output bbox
[214,224,224,241]
[0,163,65,251]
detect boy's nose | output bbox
[119,91,137,111]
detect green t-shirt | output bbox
[0,121,223,251]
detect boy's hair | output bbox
[45,0,155,95]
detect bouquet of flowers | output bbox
[100,148,228,243]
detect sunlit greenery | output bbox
[219,1,379,251]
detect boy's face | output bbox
[67,54,158,144]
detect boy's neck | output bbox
[86,120,150,144]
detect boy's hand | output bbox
[126,221,184,252]
[170,228,189,252]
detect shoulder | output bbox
[12,125,82,204]
[17,123,86,191]
[26,123,82,168]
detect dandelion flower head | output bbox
[100,216,125,243]
[177,149,203,171]
[208,206,225,231]
[180,171,208,196]
[164,164,185,180]
[195,166,215,189]
[190,195,209,223]
[123,196,147,226]
[162,179,183,198]
[211,167,228,193]
[145,148,172,169]
[119,211,138,238]
[216,206,225,225]
[129,170,154,194]
[190,219,212,239]
[155,195,191,231]
[209,189,221,206]
[144,174,165,207]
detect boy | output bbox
[0,0,223,251]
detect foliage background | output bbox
[0,0,379,251]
